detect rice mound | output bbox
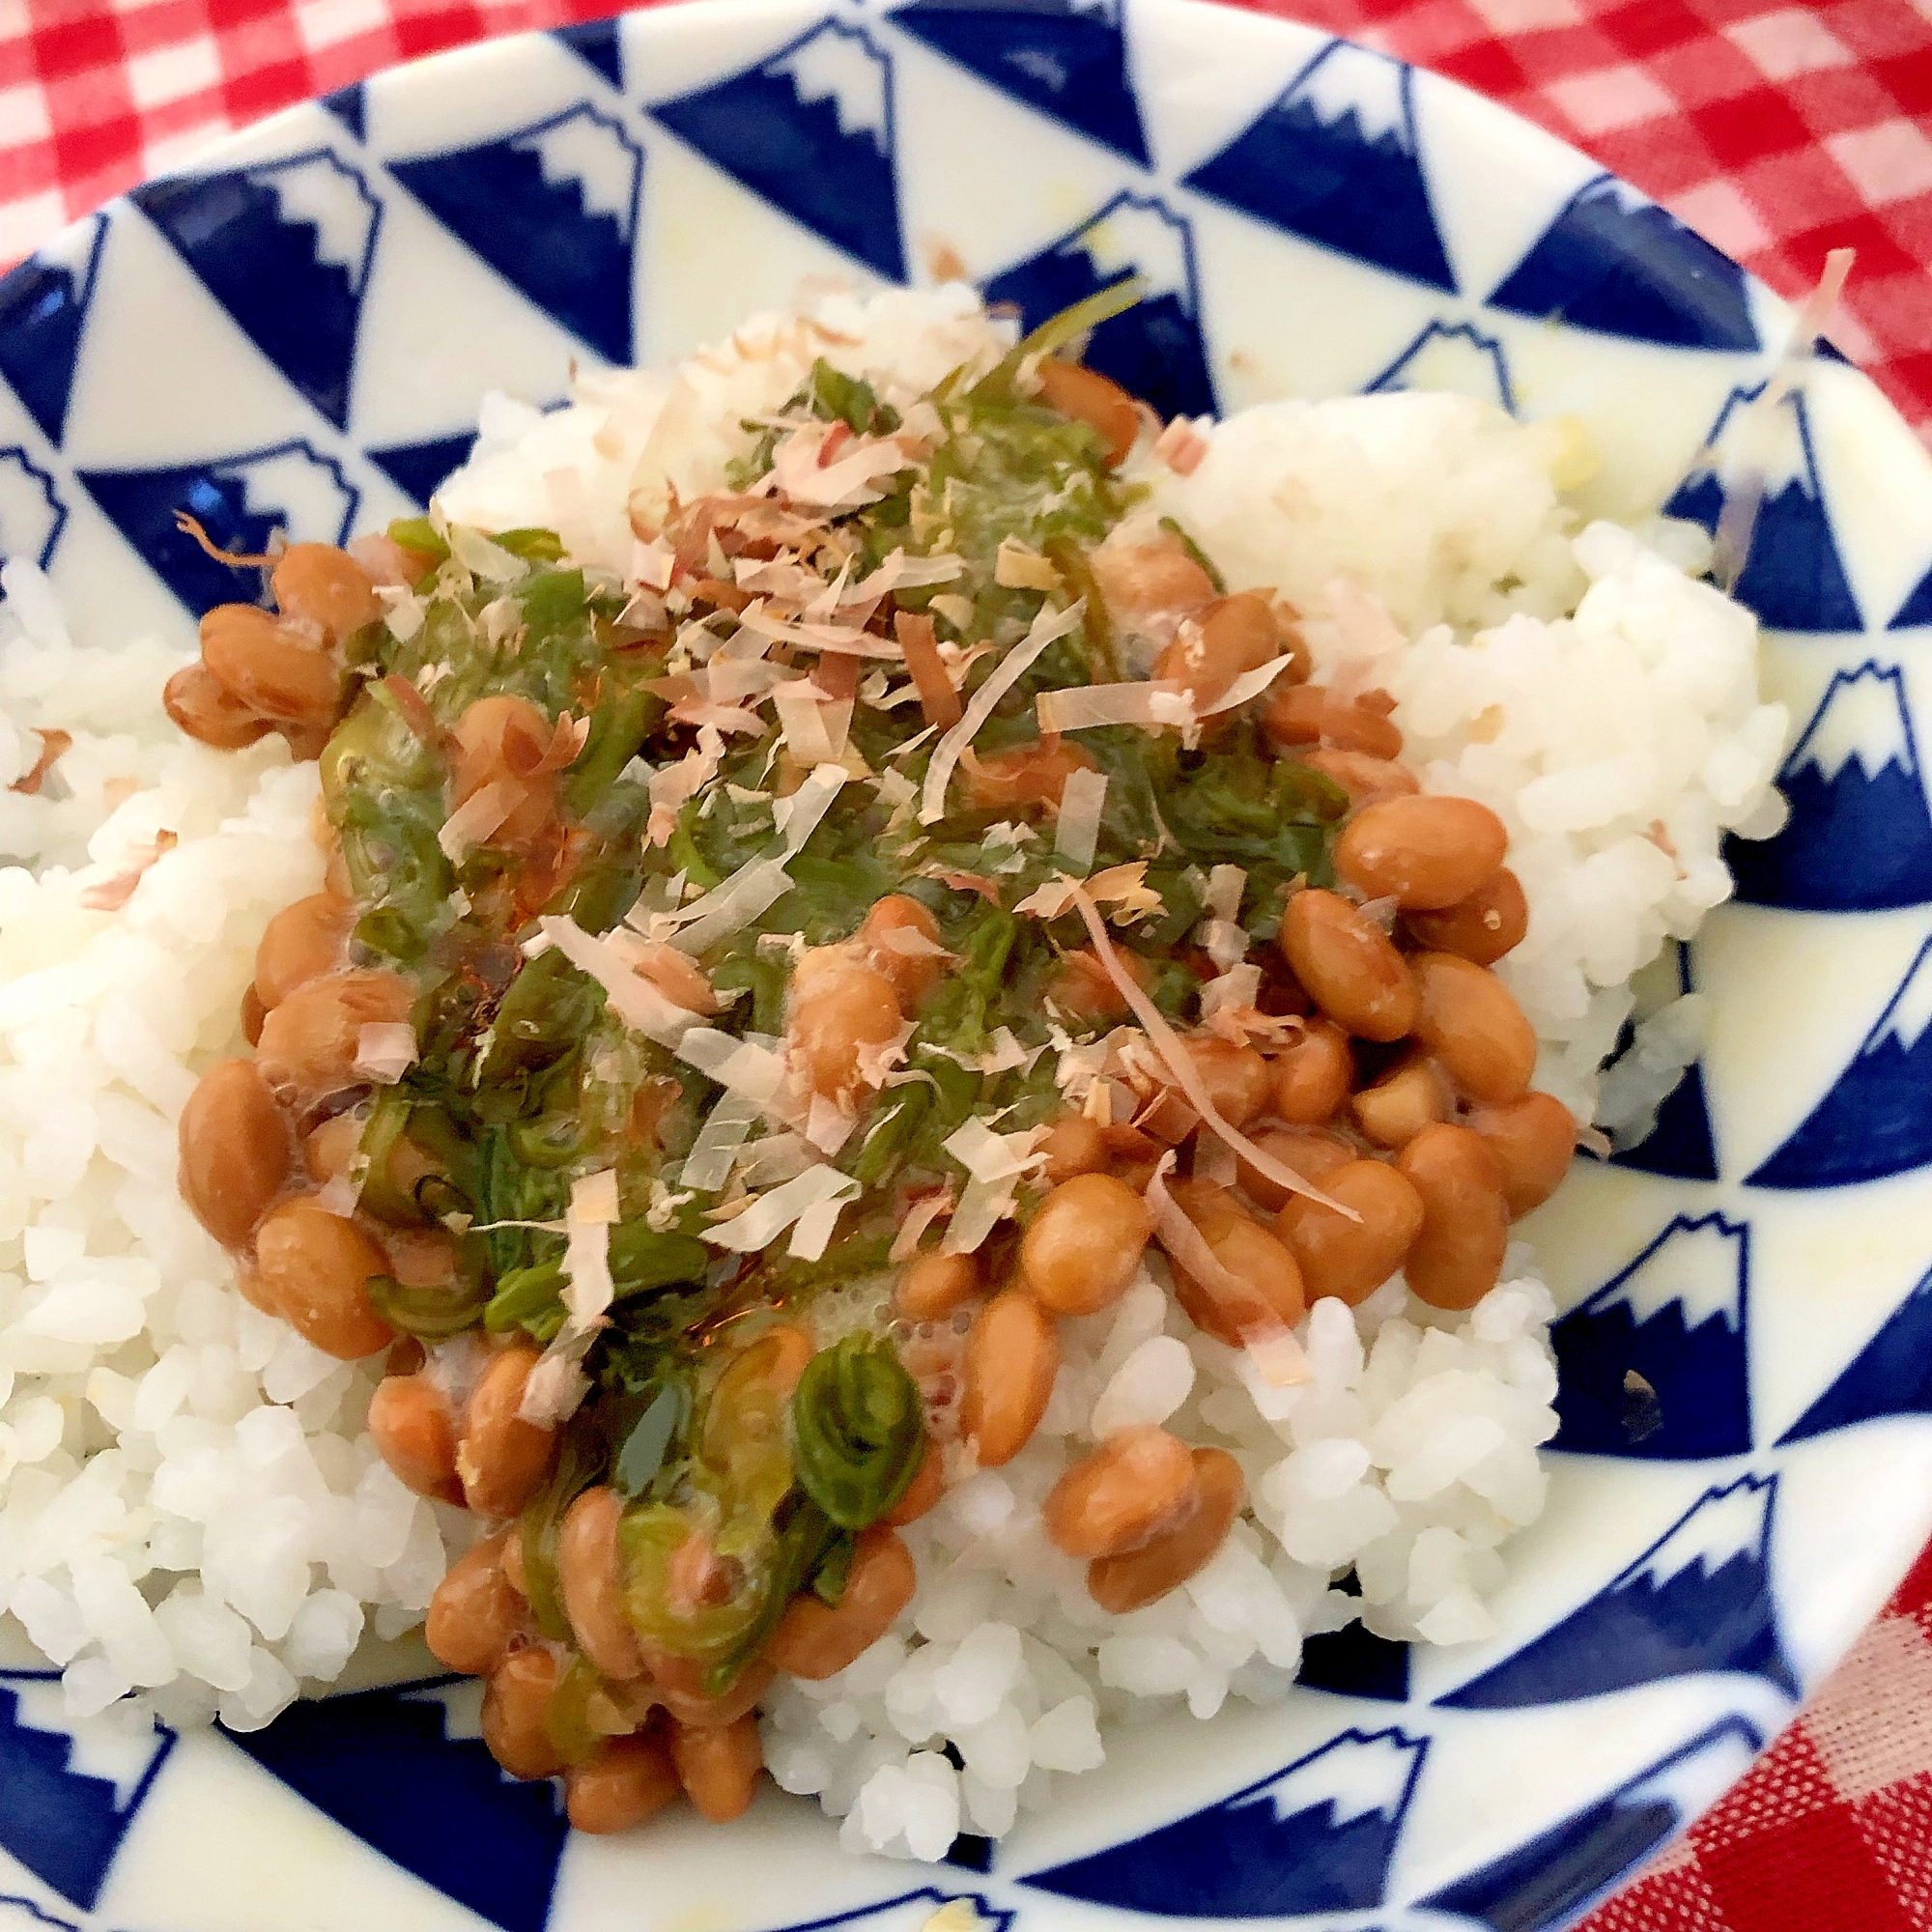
[1134,391,1591,637]
[1137,395,1789,1122]
[767,1264,1557,1856]
[0,572,460,1733]
[0,287,1784,1848]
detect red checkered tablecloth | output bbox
[2,1,1932,1927]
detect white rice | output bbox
[0,560,205,873]
[770,1264,1558,1855]
[0,286,1785,1848]
[0,572,462,1733]
[1134,392,1594,638]
[1139,396,1788,1123]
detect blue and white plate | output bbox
[6,2,1932,1927]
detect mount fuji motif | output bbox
[1780,1261,1932,1444]
[392,103,642,365]
[0,449,68,570]
[228,1675,567,1932]
[1420,1717,1763,1930]
[1730,662,1932,911]
[981,192,1215,419]
[890,0,1148,164]
[134,150,381,430]
[1551,1213,1751,1461]
[0,1896,81,1932]
[1488,175,1757,352]
[1181,41,1455,293]
[1663,386,1861,633]
[1440,1474,1798,1709]
[1366,318,1516,412]
[0,1672,174,1911]
[653,20,906,281]
[554,16,623,90]
[1893,559,1932,631]
[788,1892,1012,1932]
[0,213,106,447]
[367,430,477,505]
[1748,934,1932,1188]
[79,439,357,616]
[1024,1727,1425,1917]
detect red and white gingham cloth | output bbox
[2,1,1932,1927]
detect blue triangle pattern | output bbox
[391,102,642,365]
[1439,1474,1799,1709]
[0,1673,174,1912]
[1488,176,1757,352]
[1420,1718,1763,1931]
[1668,475,1861,634]
[1598,943,1719,1182]
[1365,318,1517,412]
[1024,1727,1425,1917]
[0,447,69,570]
[889,0,1148,164]
[1892,562,1932,630]
[1296,1615,1412,1702]
[227,1677,567,1932]
[320,81,366,141]
[79,440,357,617]
[1748,933,1932,1188]
[0,213,105,446]
[653,19,906,281]
[1663,388,1861,633]
[1729,662,1932,911]
[1781,1261,1932,1443]
[980,191,1215,419]
[555,17,622,90]
[1552,1213,1751,1461]
[1181,41,1454,293]
[132,151,381,431]
[367,430,476,505]
[943,1831,992,1874]
[1610,1062,1719,1181]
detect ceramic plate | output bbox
[5,2,1932,1927]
